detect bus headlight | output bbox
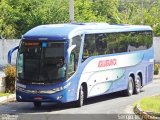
[52,82,71,93]
[16,83,26,89]
[57,95,63,100]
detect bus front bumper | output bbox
[16,90,69,103]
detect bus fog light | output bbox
[18,96,22,99]
[57,95,63,100]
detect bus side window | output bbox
[82,34,96,62]
[72,35,81,69]
[17,53,24,79]
[67,52,75,77]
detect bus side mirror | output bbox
[66,45,76,64]
[8,46,19,64]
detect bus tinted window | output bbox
[83,34,97,59]
[83,31,152,59]
[71,35,82,69]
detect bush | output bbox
[3,65,16,93]
[154,64,160,75]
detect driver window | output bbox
[67,52,75,77]
[17,53,24,79]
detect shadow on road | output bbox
[0,90,138,114]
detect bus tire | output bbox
[76,85,84,107]
[33,101,41,108]
[125,76,134,96]
[134,75,141,94]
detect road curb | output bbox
[134,104,160,120]
[0,94,16,104]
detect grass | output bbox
[140,95,160,113]
[0,92,10,97]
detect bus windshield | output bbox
[17,41,66,84]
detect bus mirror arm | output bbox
[8,46,19,64]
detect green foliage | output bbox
[1,0,160,38]
[91,0,119,23]
[0,0,18,38]
[154,64,160,75]
[0,92,10,97]
[3,65,16,93]
[140,95,160,113]
[74,0,106,22]
[0,0,69,38]
[118,0,160,36]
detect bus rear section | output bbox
[77,30,153,100]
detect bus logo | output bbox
[98,58,117,68]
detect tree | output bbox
[1,0,160,38]
[0,0,19,38]
[74,0,106,22]
[91,0,120,24]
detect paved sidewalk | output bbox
[153,74,160,80]
[0,94,16,104]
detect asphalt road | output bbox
[0,79,160,120]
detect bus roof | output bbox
[23,23,152,41]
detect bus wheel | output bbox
[134,75,141,94]
[33,101,41,108]
[125,76,134,96]
[77,85,84,107]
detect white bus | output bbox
[9,23,153,107]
